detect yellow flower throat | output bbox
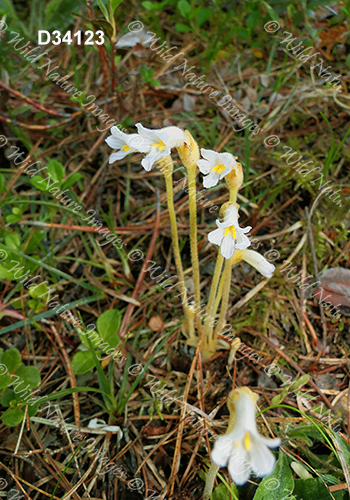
[152,141,167,151]
[212,164,226,174]
[224,226,236,238]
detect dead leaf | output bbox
[312,267,350,316]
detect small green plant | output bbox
[140,65,160,87]
[0,348,41,427]
[72,310,127,415]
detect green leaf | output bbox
[5,233,21,250]
[46,159,65,183]
[61,172,84,190]
[293,478,333,500]
[1,388,17,407]
[15,366,41,388]
[288,374,310,392]
[196,8,213,27]
[25,231,45,254]
[212,483,231,500]
[253,450,294,500]
[2,407,25,427]
[71,351,96,375]
[175,23,192,33]
[333,433,350,468]
[178,0,191,19]
[2,348,22,373]
[260,1,280,22]
[30,175,47,191]
[29,281,49,299]
[97,309,121,341]
[142,1,156,9]
[111,0,124,11]
[78,329,101,349]
[271,387,288,405]
[27,402,40,417]
[0,373,11,390]
[97,0,109,20]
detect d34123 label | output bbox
[38,30,105,45]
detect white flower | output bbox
[242,249,276,279]
[211,389,281,485]
[115,29,151,48]
[105,126,151,164]
[136,123,187,171]
[197,149,237,188]
[208,205,251,259]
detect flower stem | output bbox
[187,164,202,334]
[203,463,220,500]
[162,157,190,321]
[203,253,224,343]
[213,259,233,343]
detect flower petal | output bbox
[249,439,277,478]
[221,233,235,259]
[157,126,186,148]
[221,152,237,170]
[259,436,281,448]
[242,250,276,278]
[135,123,158,143]
[105,135,124,149]
[235,230,251,251]
[211,436,233,468]
[208,227,226,246]
[109,151,129,164]
[203,171,219,188]
[200,148,220,163]
[197,159,212,175]
[127,133,152,153]
[141,149,168,171]
[228,443,251,485]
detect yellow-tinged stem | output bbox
[204,263,225,354]
[162,158,190,320]
[229,188,238,203]
[213,258,233,343]
[203,253,224,341]
[187,164,202,334]
[203,463,220,500]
